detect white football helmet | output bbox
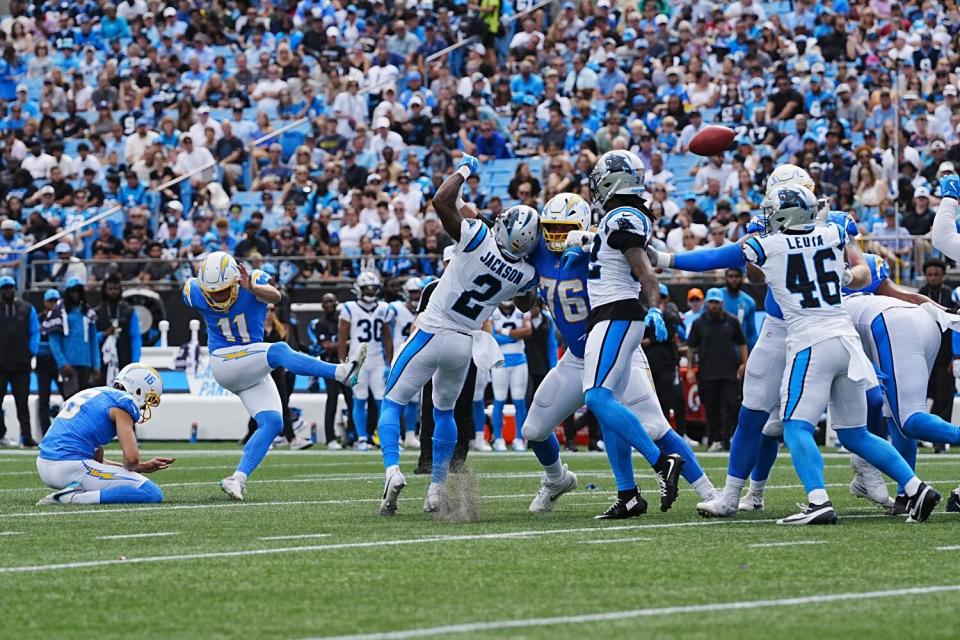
[541,193,592,252]
[113,363,163,423]
[402,277,423,307]
[197,251,240,311]
[354,271,381,304]
[589,150,648,211]
[493,205,540,260]
[761,185,819,235]
[766,163,815,195]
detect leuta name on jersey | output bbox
[785,235,825,250]
[480,251,525,285]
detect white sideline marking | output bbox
[259,534,332,541]
[0,516,892,574]
[96,532,180,541]
[580,537,653,545]
[305,584,960,640]
[748,540,826,549]
[0,531,20,536]
[936,545,960,551]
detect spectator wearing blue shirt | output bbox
[47,278,101,400]
[868,89,897,130]
[720,268,758,350]
[0,48,21,102]
[597,55,627,99]
[99,4,132,41]
[473,121,511,160]
[565,114,594,154]
[510,60,544,106]
[804,75,832,117]
[119,172,149,209]
[656,66,690,107]
[54,39,80,74]
[399,71,436,109]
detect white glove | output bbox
[841,268,854,287]
[565,230,595,249]
[645,246,673,268]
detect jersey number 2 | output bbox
[452,274,503,321]
[786,249,841,308]
[217,315,251,342]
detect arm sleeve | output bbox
[607,230,647,251]
[744,304,757,350]
[673,242,747,272]
[50,333,66,370]
[741,237,767,266]
[932,198,960,261]
[129,309,141,363]
[28,307,39,356]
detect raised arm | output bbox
[239,263,281,304]
[932,175,960,261]
[432,154,480,241]
[842,239,871,291]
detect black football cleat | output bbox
[886,494,909,516]
[906,483,941,523]
[653,453,684,512]
[946,488,960,514]
[595,493,648,520]
[776,501,838,525]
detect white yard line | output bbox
[748,540,827,549]
[580,537,654,545]
[96,532,180,541]
[304,584,960,640]
[0,531,20,536]
[935,545,960,551]
[0,515,893,575]
[259,534,332,541]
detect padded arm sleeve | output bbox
[673,243,747,272]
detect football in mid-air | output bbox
[689,125,736,156]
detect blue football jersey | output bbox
[39,387,141,461]
[182,270,271,351]
[530,238,591,358]
[842,253,888,296]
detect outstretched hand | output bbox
[645,307,668,342]
[940,174,960,200]
[457,153,480,176]
[137,457,176,473]
[237,263,252,290]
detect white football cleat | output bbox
[696,495,739,518]
[37,482,82,505]
[738,490,764,512]
[511,438,527,452]
[475,434,492,452]
[336,343,367,387]
[528,465,578,513]
[220,475,246,501]
[849,454,894,508]
[354,438,371,451]
[403,431,421,451]
[423,482,444,513]
[326,440,343,450]
[492,437,507,452]
[379,467,407,516]
[289,435,314,451]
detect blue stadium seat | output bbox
[280,130,306,161]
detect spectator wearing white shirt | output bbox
[124,118,160,166]
[227,104,256,143]
[74,144,103,182]
[392,174,423,216]
[644,153,675,191]
[368,117,406,161]
[694,156,731,194]
[337,208,368,251]
[332,78,367,139]
[381,199,422,240]
[564,54,598,96]
[188,106,222,144]
[21,139,57,181]
[173,136,216,186]
[252,66,288,113]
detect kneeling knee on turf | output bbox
[141,481,164,503]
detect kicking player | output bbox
[183,251,365,500]
[524,193,715,517]
[742,185,939,524]
[490,300,531,452]
[36,363,170,505]
[386,278,423,450]
[578,151,685,517]
[339,272,393,451]
[378,154,539,516]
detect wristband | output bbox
[456,166,471,180]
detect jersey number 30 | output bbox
[786,249,841,308]
[356,318,383,343]
[452,274,503,321]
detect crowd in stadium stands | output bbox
[0,0,956,291]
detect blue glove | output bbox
[940,174,960,200]
[457,153,480,176]
[645,307,668,342]
[493,332,515,345]
[559,247,587,272]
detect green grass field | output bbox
[2,444,960,639]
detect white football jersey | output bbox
[491,306,530,356]
[742,222,857,351]
[587,206,652,308]
[339,300,390,364]
[386,301,417,353]
[843,294,916,338]
[417,218,538,333]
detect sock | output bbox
[751,433,780,482]
[100,481,163,504]
[530,432,560,467]
[599,427,637,492]
[865,386,886,436]
[727,407,768,480]
[402,403,419,437]
[836,426,917,494]
[656,429,706,484]
[492,400,505,440]
[352,398,368,440]
[887,418,917,494]
[749,478,766,494]
[782,419,827,496]
[473,401,486,435]
[584,387,661,466]
[691,475,715,500]
[809,488,829,505]
[431,408,457,484]
[267,341,337,379]
[904,477,922,497]
[234,471,248,483]
[236,410,283,476]
[513,399,528,431]
[903,412,960,446]
[722,474,746,503]
[378,399,403,469]
[542,460,564,483]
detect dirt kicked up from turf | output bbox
[434,468,482,523]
